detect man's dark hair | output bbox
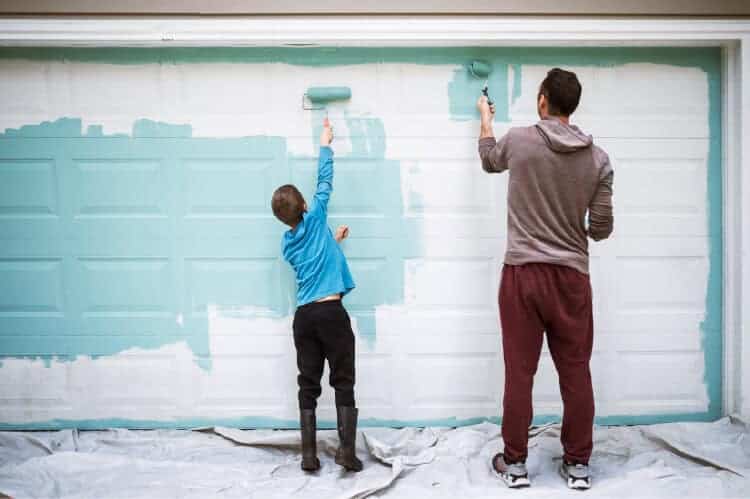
[271,184,305,226]
[539,68,582,117]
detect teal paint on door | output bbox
[0,115,408,367]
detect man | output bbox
[477,68,614,490]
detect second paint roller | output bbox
[469,60,494,106]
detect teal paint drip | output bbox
[343,114,411,346]
[511,64,523,105]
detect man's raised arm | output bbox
[476,95,510,174]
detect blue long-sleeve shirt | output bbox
[281,146,355,307]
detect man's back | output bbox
[478,67,608,490]
[479,117,613,275]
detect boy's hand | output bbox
[334,225,349,243]
[320,118,334,146]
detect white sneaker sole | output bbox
[492,467,530,489]
[502,474,531,489]
[559,464,591,490]
[491,454,531,489]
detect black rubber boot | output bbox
[334,406,363,472]
[300,409,320,472]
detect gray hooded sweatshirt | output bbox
[478,117,614,275]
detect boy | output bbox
[271,118,363,473]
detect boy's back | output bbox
[281,144,355,306]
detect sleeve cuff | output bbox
[320,145,333,156]
[478,137,497,148]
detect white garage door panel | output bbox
[0,47,721,428]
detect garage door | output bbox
[0,47,721,428]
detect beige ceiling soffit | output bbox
[1,17,749,48]
[0,0,749,16]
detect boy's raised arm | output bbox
[311,118,334,216]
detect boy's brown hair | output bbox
[271,184,306,226]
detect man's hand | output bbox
[334,225,349,243]
[320,117,334,146]
[477,95,496,139]
[477,95,496,120]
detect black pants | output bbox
[293,300,356,410]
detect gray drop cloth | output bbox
[0,418,748,498]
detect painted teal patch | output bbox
[303,110,412,345]
[0,114,408,361]
[0,118,290,370]
[449,61,510,121]
[344,113,412,346]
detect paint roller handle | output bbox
[482,84,494,106]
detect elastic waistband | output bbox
[297,299,343,310]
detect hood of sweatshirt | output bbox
[535,117,593,153]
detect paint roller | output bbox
[302,86,352,115]
[469,60,494,106]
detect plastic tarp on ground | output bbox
[0,417,748,498]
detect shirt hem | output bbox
[297,286,355,308]
[504,252,589,275]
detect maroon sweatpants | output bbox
[499,263,594,465]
